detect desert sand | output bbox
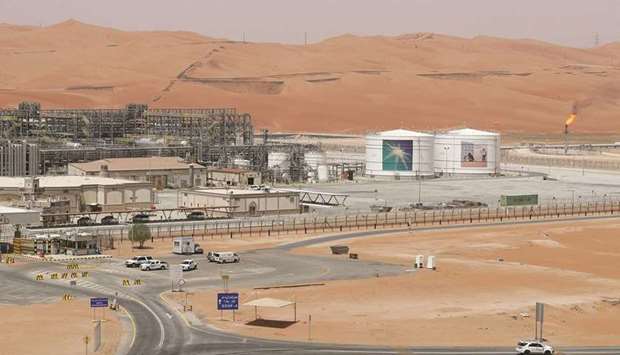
[0,299,122,355]
[107,229,342,258]
[1,20,620,133]
[167,218,620,346]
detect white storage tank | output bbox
[304,151,327,169]
[434,128,501,175]
[268,152,290,170]
[365,129,434,178]
[233,158,251,169]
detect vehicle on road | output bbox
[125,255,153,268]
[516,340,554,354]
[101,215,119,225]
[172,237,203,255]
[140,259,168,271]
[131,213,151,223]
[212,251,240,264]
[207,251,216,262]
[180,259,198,271]
[77,216,93,226]
[186,211,206,220]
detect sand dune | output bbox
[1,20,619,133]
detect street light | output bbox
[443,146,450,176]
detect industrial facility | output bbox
[180,188,300,217]
[365,128,502,179]
[433,128,501,175]
[0,176,153,212]
[68,156,208,189]
[365,129,435,178]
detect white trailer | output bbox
[173,237,195,255]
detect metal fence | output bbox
[26,199,620,243]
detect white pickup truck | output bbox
[140,259,169,271]
[125,256,152,268]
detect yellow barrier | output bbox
[50,273,59,279]
[35,274,44,281]
[61,272,68,279]
[122,279,131,286]
[81,271,89,278]
[66,263,80,270]
[133,279,142,286]
[70,272,78,279]
[62,294,73,301]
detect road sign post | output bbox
[535,302,545,340]
[170,264,184,292]
[217,292,239,321]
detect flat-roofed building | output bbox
[0,176,153,212]
[180,188,299,217]
[207,168,261,188]
[68,156,207,189]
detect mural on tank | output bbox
[461,142,488,167]
[382,140,413,171]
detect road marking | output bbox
[166,312,172,319]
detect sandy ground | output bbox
[105,230,349,259]
[2,20,620,133]
[0,299,123,355]
[167,218,620,346]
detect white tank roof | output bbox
[446,128,499,136]
[374,129,433,137]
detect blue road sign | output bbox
[90,297,109,308]
[217,293,239,310]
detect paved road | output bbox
[4,216,620,355]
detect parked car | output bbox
[77,216,93,226]
[180,259,198,271]
[212,251,240,264]
[186,211,206,220]
[125,255,153,268]
[101,215,119,225]
[132,213,151,223]
[516,340,554,354]
[140,259,168,271]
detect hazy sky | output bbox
[1,0,618,47]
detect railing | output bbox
[25,199,620,243]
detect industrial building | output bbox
[206,168,261,187]
[0,176,153,212]
[180,188,300,217]
[0,140,39,176]
[68,157,207,189]
[14,232,100,256]
[433,128,501,175]
[365,129,435,178]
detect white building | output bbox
[433,128,501,175]
[0,176,154,212]
[180,188,300,217]
[365,129,435,178]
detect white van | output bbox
[213,252,240,264]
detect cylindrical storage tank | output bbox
[304,151,327,169]
[317,164,329,182]
[268,152,290,170]
[433,128,501,175]
[365,129,435,178]
[233,158,251,169]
